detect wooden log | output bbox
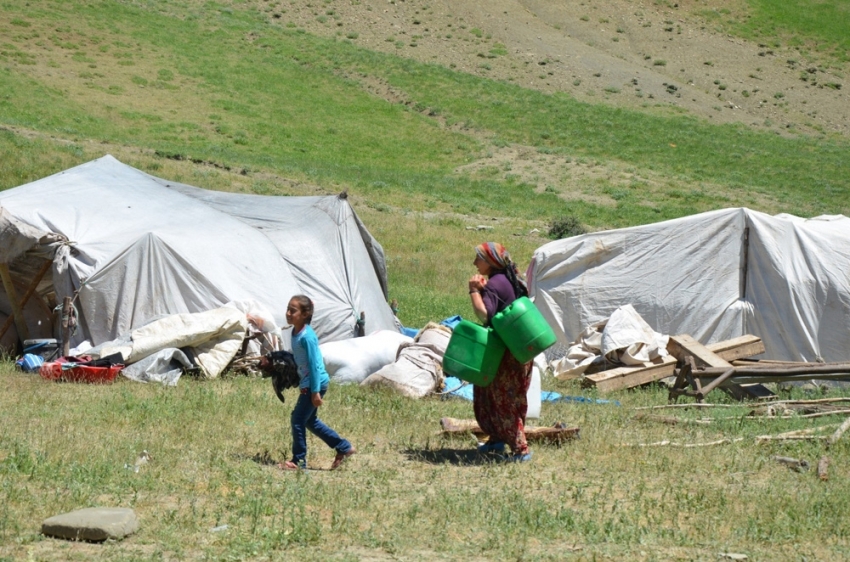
[696,364,850,377]
[0,259,52,341]
[60,296,72,357]
[769,397,850,406]
[697,367,736,399]
[818,456,829,481]
[0,262,30,342]
[772,456,810,472]
[756,435,827,444]
[827,416,850,448]
[439,417,580,444]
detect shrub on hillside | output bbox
[548,215,587,239]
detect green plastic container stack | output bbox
[442,320,506,387]
[491,296,557,364]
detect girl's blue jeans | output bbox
[290,386,352,466]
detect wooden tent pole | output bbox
[0,259,52,342]
[61,296,72,357]
[0,262,31,343]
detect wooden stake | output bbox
[0,262,30,343]
[61,296,72,357]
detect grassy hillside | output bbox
[2,4,850,559]
[2,1,849,326]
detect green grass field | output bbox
[2,1,850,560]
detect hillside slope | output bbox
[275,0,848,136]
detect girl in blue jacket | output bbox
[279,295,356,470]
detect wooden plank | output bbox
[667,334,733,368]
[706,335,765,362]
[582,355,675,384]
[587,358,677,393]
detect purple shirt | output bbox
[480,271,518,324]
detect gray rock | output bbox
[42,507,139,541]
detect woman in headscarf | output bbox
[467,242,533,462]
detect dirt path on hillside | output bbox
[268,0,847,137]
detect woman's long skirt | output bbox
[473,351,533,454]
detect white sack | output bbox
[320,330,413,384]
[550,307,668,379]
[360,323,451,398]
[601,304,669,365]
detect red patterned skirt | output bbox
[473,351,533,455]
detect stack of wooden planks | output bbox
[582,333,850,401]
[581,334,766,394]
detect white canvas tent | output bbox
[0,155,399,350]
[528,208,850,363]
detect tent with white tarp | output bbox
[528,208,850,363]
[0,155,399,353]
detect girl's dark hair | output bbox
[290,295,314,324]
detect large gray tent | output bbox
[528,208,850,363]
[0,155,399,350]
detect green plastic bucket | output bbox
[443,320,506,387]
[491,297,557,364]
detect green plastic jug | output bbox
[491,296,557,364]
[442,320,506,387]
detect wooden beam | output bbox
[0,259,52,342]
[60,296,73,357]
[670,334,773,400]
[667,334,733,368]
[695,364,850,377]
[439,417,581,444]
[583,356,677,393]
[0,262,30,342]
[706,334,765,362]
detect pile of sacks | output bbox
[319,323,451,398]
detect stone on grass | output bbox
[41,507,139,541]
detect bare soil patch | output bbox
[267,0,847,137]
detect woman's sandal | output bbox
[277,460,302,471]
